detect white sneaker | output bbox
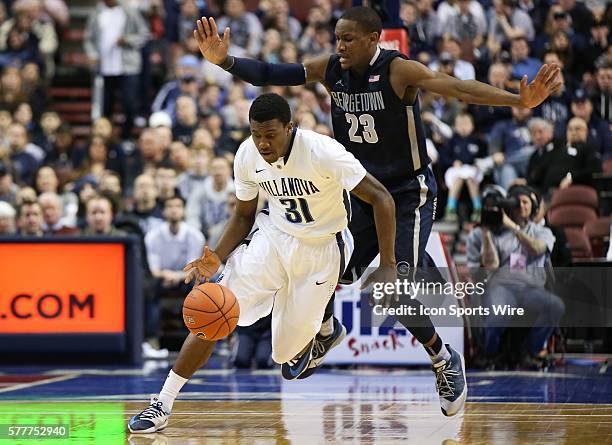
[142,342,169,359]
[127,395,170,433]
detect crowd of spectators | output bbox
[0,0,609,365]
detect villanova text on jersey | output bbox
[258,177,321,197]
[325,47,430,191]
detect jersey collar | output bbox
[271,126,298,170]
[369,46,381,66]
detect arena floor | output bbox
[1,362,611,444]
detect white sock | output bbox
[318,317,334,337]
[158,370,188,412]
[430,344,451,364]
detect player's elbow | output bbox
[371,187,395,217]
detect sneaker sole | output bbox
[297,324,347,380]
[127,418,168,434]
[441,352,467,417]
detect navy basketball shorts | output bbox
[342,165,438,283]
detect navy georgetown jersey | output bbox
[325,47,430,191]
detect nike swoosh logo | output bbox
[288,347,312,378]
[315,280,328,285]
[255,169,265,173]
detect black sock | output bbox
[425,334,443,357]
[322,293,335,322]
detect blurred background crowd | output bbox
[0,0,609,366]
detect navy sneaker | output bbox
[127,395,170,433]
[432,345,467,416]
[281,339,314,380]
[297,317,346,380]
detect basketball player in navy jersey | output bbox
[190,7,561,416]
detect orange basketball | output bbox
[182,283,240,341]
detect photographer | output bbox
[467,185,565,368]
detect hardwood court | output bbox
[1,367,612,444]
[124,400,612,444]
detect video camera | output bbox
[480,185,520,228]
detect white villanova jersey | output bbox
[234,128,367,239]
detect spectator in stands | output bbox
[535,55,572,140]
[0,9,43,69]
[447,1,487,55]
[488,0,534,55]
[82,194,125,236]
[216,0,263,58]
[533,5,586,63]
[38,191,78,235]
[467,185,564,368]
[429,40,475,81]
[13,103,38,141]
[8,122,42,185]
[34,165,77,223]
[0,200,16,234]
[15,186,37,206]
[151,55,201,119]
[234,315,273,369]
[510,36,542,83]
[155,166,177,203]
[207,192,236,249]
[16,199,44,236]
[34,111,61,154]
[177,145,210,200]
[414,0,441,56]
[99,169,121,196]
[186,156,235,235]
[438,0,486,40]
[169,140,190,174]
[489,106,534,189]
[45,123,77,186]
[172,95,198,146]
[441,113,486,222]
[584,20,610,75]
[527,117,602,194]
[127,173,164,235]
[569,89,612,160]
[84,0,149,139]
[127,128,168,186]
[144,194,204,349]
[0,161,17,204]
[557,0,594,36]
[20,62,46,117]
[0,109,12,141]
[591,62,611,123]
[262,0,302,41]
[0,66,26,113]
[470,63,513,136]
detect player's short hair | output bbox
[340,7,383,35]
[249,93,291,125]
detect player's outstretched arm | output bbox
[393,58,562,108]
[194,17,330,85]
[183,196,258,284]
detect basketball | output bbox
[182,283,240,341]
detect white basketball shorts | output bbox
[219,212,354,364]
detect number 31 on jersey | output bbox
[345,113,378,144]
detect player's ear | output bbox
[286,121,293,135]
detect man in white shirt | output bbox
[129,93,400,433]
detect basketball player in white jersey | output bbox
[128,93,418,433]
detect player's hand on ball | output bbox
[194,17,230,66]
[183,246,222,284]
[362,264,398,308]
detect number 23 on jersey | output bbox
[345,113,378,144]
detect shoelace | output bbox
[139,401,166,421]
[312,340,327,359]
[434,361,460,399]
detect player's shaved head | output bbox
[339,7,383,35]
